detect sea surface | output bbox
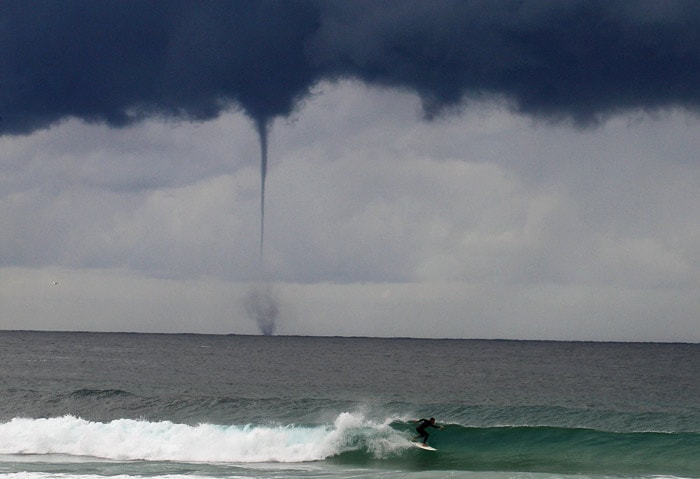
[0,331,698,479]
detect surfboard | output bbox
[413,442,437,451]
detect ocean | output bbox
[0,331,698,479]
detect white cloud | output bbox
[2,81,699,341]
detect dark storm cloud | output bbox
[2,0,700,134]
[0,0,320,133]
[312,0,700,123]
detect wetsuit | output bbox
[415,418,437,444]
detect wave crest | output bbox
[0,413,409,463]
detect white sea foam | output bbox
[0,413,409,463]
[0,472,692,479]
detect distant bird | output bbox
[52,281,58,286]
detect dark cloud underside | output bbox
[2,0,700,135]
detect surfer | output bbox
[412,417,443,444]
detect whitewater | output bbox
[1,332,698,479]
[0,413,408,463]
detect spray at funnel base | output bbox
[244,282,278,336]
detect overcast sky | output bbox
[2,1,700,341]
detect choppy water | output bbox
[0,331,698,478]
